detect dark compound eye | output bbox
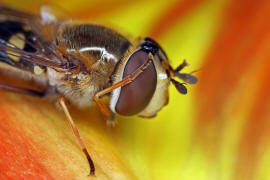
[115,50,157,116]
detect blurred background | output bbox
[0,0,270,180]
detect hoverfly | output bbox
[0,5,197,176]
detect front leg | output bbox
[93,93,117,127]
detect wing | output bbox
[0,6,76,75]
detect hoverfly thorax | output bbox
[54,23,131,71]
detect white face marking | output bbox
[109,50,138,113]
[7,33,25,62]
[158,72,168,80]
[138,55,170,118]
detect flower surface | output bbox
[0,0,270,180]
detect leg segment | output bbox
[0,84,95,176]
[58,96,95,176]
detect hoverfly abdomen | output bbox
[0,20,45,74]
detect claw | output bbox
[106,118,118,128]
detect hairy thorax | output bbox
[47,67,109,108]
[45,23,132,108]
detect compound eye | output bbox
[115,50,157,115]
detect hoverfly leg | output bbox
[106,114,118,128]
[94,95,117,127]
[93,92,115,123]
[58,96,95,176]
[93,96,117,127]
[0,83,45,97]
